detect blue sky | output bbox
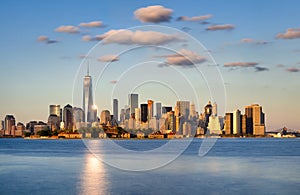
[0,0,299,130]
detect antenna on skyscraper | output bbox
[87,60,90,76]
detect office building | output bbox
[207,115,222,135]
[176,101,190,119]
[83,64,94,123]
[245,105,253,134]
[49,105,61,121]
[4,115,15,135]
[156,102,162,119]
[113,99,118,122]
[128,94,138,118]
[140,104,148,123]
[245,104,265,135]
[252,104,265,135]
[48,114,60,131]
[63,104,73,130]
[100,110,111,125]
[147,100,154,120]
[224,113,233,135]
[233,109,241,135]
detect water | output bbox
[0,138,299,194]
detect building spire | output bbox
[87,61,90,76]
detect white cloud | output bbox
[79,21,104,28]
[177,14,213,21]
[276,28,300,39]
[224,62,258,67]
[87,29,182,45]
[162,49,206,66]
[134,5,173,23]
[55,25,79,34]
[206,24,235,31]
[98,55,119,62]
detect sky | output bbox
[0,0,299,131]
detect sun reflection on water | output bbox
[79,150,108,194]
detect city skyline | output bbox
[0,0,300,130]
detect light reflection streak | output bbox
[79,142,108,195]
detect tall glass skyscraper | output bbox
[128,94,138,118]
[83,65,94,123]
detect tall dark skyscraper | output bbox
[63,104,73,130]
[83,64,94,123]
[140,104,148,123]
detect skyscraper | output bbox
[141,104,148,123]
[245,106,253,134]
[224,113,233,135]
[63,104,73,130]
[49,105,60,118]
[233,109,241,135]
[83,64,94,123]
[252,104,265,135]
[4,115,15,135]
[113,99,118,122]
[244,104,265,135]
[128,94,138,118]
[176,101,190,120]
[156,102,162,119]
[147,100,154,120]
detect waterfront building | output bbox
[233,109,241,135]
[252,104,265,135]
[100,110,111,125]
[245,105,253,134]
[63,104,73,130]
[141,104,148,123]
[224,113,233,135]
[207,115,222,135]
[15,122,25,136]
[241,114,247,135]
[245,104,265,135]
[48,114,60,131]
[128,94,138,118]
[83,64,95,123]
[4,115,15,135]
[113,99,118,122]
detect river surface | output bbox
[0,138,299,194]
